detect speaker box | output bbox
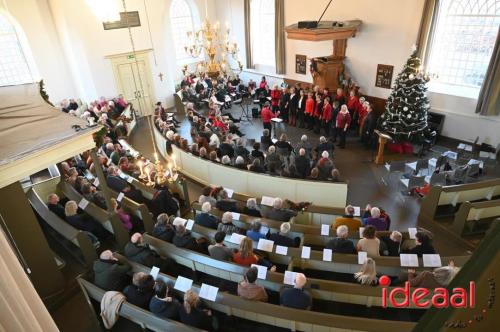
[298,21,318,29]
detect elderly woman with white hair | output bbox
[93,249,131,291]
[268,222,300,247]
[363,206,389,231]
[165,130,175,155]
[234,156,247,170]
[242,198,261,217]
[316,150,334,180]
[336,104,351,148]
[217,211,240,235]
[325,225,356,254]
[295,134,312,157]
[194,202,219,229]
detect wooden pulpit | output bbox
[284,20,362,91]
[374,130,393,165]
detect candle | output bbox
[146,167,152,183]
[154,152,159,163]
[138,160,144,176]
[168,164,173,178]
[172,155,177,169]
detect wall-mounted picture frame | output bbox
[295,54,307,75]
[375,64,394,89]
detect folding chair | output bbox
[425,172,446,186]
[406,159,429,176]
[400,175,426,193]
[453,166,468,184]
[383,160,407,186]
[466,163,480,181]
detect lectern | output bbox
[374,130,393,165]
[284,20,362,91]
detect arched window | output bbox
[0,13,37,86]
[170,0,200,63]
[427,0,499,89]
[250,0,275,69]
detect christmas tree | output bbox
[379,47,433,143]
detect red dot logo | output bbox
[379,275,391,287]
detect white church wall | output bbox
[214,0,500,146]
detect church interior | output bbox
[0,0,499,331]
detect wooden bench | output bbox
[191,202,414,248]
[27,188,97,266]
[419,178,500,223]
[153,124,349,209]
[77,277,202,332]
[118,254,417,332]
[174,90,187,115]
[58,181,130,248]
[143,234,427,309]
[187,224,470,276]
[451,199,500,236]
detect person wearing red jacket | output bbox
[322,96,333,136]
[358,99,369,135]
[304,92,315,130]
[261,102,278,135]
[336,105,351,149]
[270,85,281,113]
[347,90,362,132]
[313,94,323,134]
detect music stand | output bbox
[374,130,393,165]
[235,94,253,123]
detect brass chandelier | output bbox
[183,10,242,79]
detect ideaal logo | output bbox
[379,276,496,329]
[379,275,475,308]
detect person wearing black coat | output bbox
[279,88,290,122]
[47,193,66,220]
[268,222,300,248]
[404,232,436,257]
[65,201,111,241]
[124,233,173,272]
[172,225,206,253]
[150,189,179,218]
[149,280,181,319]
[217,141,235,159]
[294,149,311,179]
[93,250,131,291]
[296,89,306,128]
[195,202,219,229]
[380,232,403,256]
[215,190,239,212]
[325,225,356,254]
[107,166,146,204]
[152,214,176,243]
[288,87,299,126]
[178,290,212,330]
[123,272,155,310]
[361,106,378,148]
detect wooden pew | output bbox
[58,181,130,248]
[419,178,500,223]
[187,224,470,276]
[77,278,202,332]
[115,105,137,137]
[153,124,349,209]
[106,188,155,234]
[451,199,500,235]
[143,234,425,309]
[190,202,415,249]
[27,188,97,267]
[173,90,187,115]
[120,254,417,332]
